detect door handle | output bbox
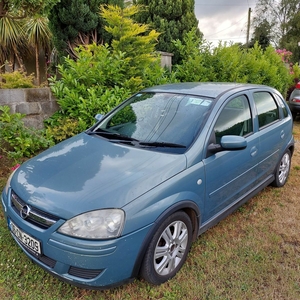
[250,146,258,157]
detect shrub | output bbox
[291,63,300,81]
[48,5,173,138]
[45,116,88,143]
[0,106,53,161]
[173,31,292,97]
[0,70,35,89]
[48,44,134,129]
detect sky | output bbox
[195,0,258,46]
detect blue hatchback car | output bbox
[1,83,294,289]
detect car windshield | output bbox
[92,92,213,153]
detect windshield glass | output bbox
[93,92,213,153]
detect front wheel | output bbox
[271,149,291,187]
[140,211,193,285]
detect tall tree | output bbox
[281,9,300,63]
[252,0,300,48]
[133,0,202,64]
[0,13,24,71]
[101,4,160,82]
[48,0,123,60]
[24,15,52,85]
[0,0,59,72]
[248,19,271,50]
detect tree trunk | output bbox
[35,44,40,86]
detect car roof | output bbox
[143,82,267,99]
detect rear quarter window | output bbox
[253,92,279,128]
[274,93,288,118]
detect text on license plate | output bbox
[10,221,41,255]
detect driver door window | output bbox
[214,95,253,144]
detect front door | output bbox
[203,94,258,221]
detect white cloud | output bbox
[195,0,257,46]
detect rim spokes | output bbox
[154,221,189,276]
[278,153,290,184]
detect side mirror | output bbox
[208,135,247,154]
[221,135,247,150]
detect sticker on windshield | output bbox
[201,100,212,106]
[186,98,212,107]
[188,98,203,105]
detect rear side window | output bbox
[253,92,279,128]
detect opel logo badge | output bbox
[20,205,31,219]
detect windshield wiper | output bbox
[87,130,185,148]
[87,129,139,142]
[139,141,186,148]
[87,128,117,136]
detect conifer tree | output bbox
[133,0,202,64]
[48,0,123,59]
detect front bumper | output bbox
[1,189,151,289]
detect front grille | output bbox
[68,266,103,279]
[11,190,59,229]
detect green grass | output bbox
[1,123,300,299]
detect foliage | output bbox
[0,14,25,70]
[173,30,293,97]
[48,43,134,131]
[0,70,35,88]
[248,19,271,50]
[0,0,59,71]
[291,64,300,81]
[48,4,172,138]
[101,4,160,81]
[172,28,213,82]
[48,0,123,60]
[45,117,87,143]
[281,10,300,64]
[0,105,53,161]
[23,14,53,85]
[0,0,60,17]
[252,0,300,48]
[133,0,202,64]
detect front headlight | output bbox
[58,209,125,239]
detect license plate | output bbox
[10,221,41,255]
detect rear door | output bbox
[252,90,291,183]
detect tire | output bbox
[140,211,193,285]
[271,149,291,187]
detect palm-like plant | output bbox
[0,15,26,72]
[23,15,52,85]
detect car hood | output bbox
[11,133,186,219]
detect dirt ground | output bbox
[0,150,14,179]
